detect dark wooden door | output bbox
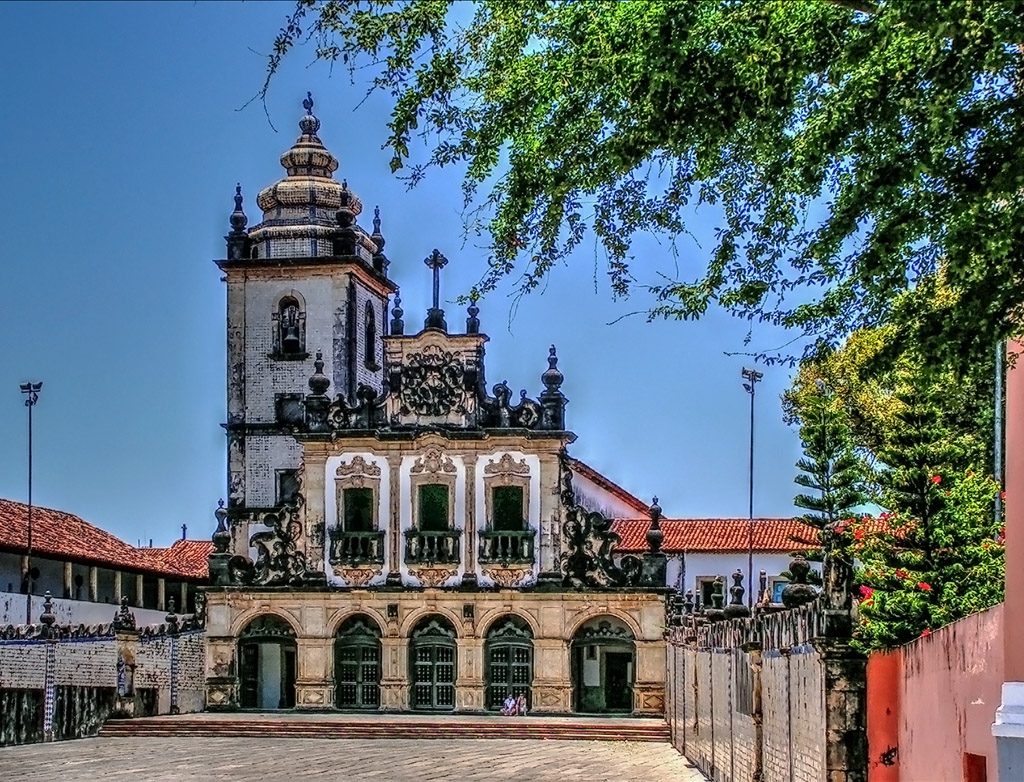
[239,643,259,709]
[412,642,455,710]
[605,652,633,711]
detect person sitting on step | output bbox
[516,692,528,716]
[501,694,517,716]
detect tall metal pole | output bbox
[742,367,763,607]
[996,341,1004,525]
[20,381,42,625]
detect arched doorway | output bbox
[485,616,534,711]
[571,617,636,713]
[238,615,297,710]
[409,615,457,711]
[334,616,382,710]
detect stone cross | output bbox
[424,249,449,330]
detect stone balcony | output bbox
[403,530,461,565]
[328,530,386,566]
[478,529,535,566]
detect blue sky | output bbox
[0,1,807,547]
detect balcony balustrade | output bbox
[328,529,386,566]
[478,528,535,565]
[404,530,462,565]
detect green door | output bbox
[335,618,382,710]
[410,618,457,711]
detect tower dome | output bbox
[246,92,378,262]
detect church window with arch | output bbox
[363,300,379,370]
[272,294,307,359]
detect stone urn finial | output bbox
[724,569,751,619]
[781,553,818,608]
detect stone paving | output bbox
[0,736,708,781]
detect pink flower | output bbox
[854,528,866,542]
[1001,491,1007,500]
[921,628,931,637]
[859,585,874,599]
[931,475,942,484]
[918,582,932,592]
[896,569,909,579]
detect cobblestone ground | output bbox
[0,736,708,781]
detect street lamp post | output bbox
[20,381,42,625]
[742,367,763,607]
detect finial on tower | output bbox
[466,299,480,334]
[229,184,247,234]
[299,91,321,135]
[390,291,405,335]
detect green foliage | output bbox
[266,0,1024,368]
[793,390,867,530]
[853,470,1004,651]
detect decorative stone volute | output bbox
[704,575,727,622]
[781,553,818,608]
[212,499,230,554]
[646,496,664,554]
[724,569,751,619]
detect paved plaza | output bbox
[0,736,708,781]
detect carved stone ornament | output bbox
[575,619,634,642]
[482,566,534,588]
[335,455,382,489]
[410,446,457,475]
[328,384,388,430]
[483,453,530,478]
[557,450,642,589]
[228,491,308,587]
[408,566,458,587]
[480,381,542,429]
[399,346,468,417]
[333,565,382,587]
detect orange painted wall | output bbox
[868,605,1004,782]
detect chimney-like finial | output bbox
[424,249,449,331]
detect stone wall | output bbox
[0,604,206,745]
[667,599,866,782]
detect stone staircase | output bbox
[99,713,670,742]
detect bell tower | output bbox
[216,93,397,514]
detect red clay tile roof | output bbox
[0,499,207,579]
[611,517,819,553]
[140,540,213,580]
[568,458,649,514]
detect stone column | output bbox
[531,638,573,713]
[88,566,98,602]
[113,570,122,604]
[135,574,144,608]
[814,610,867,782]
[294,637,333,710]
[205,635,239,711]
[379,635,407,710]
[180,582,188,614]
[63,561,72,599]
[456,637,485,711]
[385,455,402,585]
[995,339,1024,775]
[634,639,667,715]
[461,459,478,588]
[157,578,166,612]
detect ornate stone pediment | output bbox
[484,453,530,478]
[410,446,456,475]
[335,455,381,487]
[482,566,534,588]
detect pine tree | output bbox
[854,384,1003,650]
[790,387,867,607]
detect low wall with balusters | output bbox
[0,592,205,746]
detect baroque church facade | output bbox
[203,96,669,715]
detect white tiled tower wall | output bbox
[231,272,389,507]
